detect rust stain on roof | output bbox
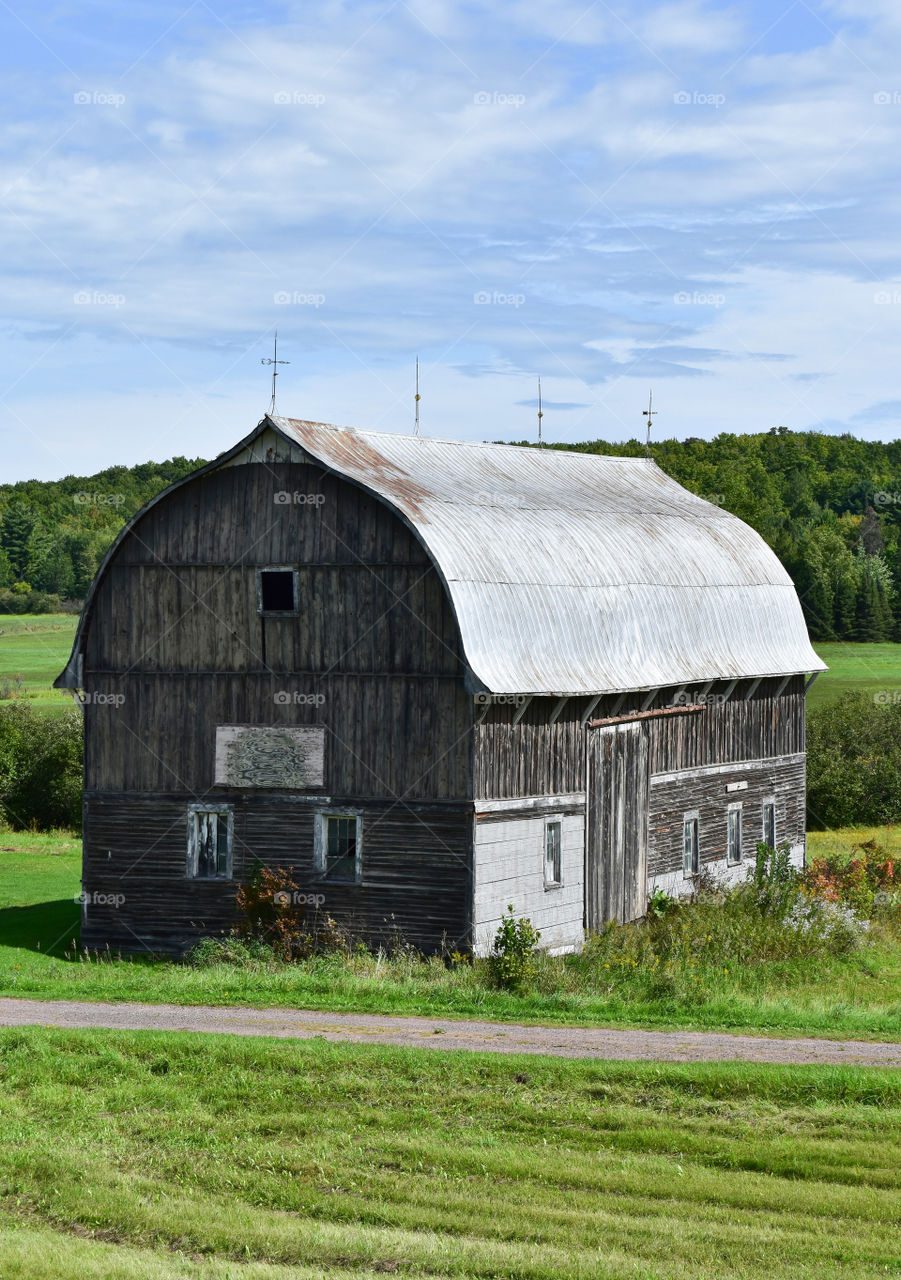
[279,418,434,522]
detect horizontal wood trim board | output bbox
[474,793,586,814]
[84,792,476,809]
[588,705,706,728]
[650,752,806,786]
[476,805,585,823]
[83,671,467,681]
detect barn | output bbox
[56,416,825,956]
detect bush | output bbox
[807,692,901,828]
[185,936,280,969]
[489,905,541,990]
[0,587,64,615]
[753,841,799,916]
[234,863,350,961]
[802,838,900,919]
[0,701,82,830]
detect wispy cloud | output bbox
[1,0,901,477]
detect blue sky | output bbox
[2,0,901,480]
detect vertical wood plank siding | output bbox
[80,461,473,953]
[474,679,805,800]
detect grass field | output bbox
[0,1029,898,1279]
[809,642,901,707]
[0,613,78,713]
[1,827,899,1040]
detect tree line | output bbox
[3,428,901,640]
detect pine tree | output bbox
[0,499,36,581]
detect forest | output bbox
[2,427,901,641]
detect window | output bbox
[258,568,297,614]
[682,813,700,877]
[187,805,233,880]
[727,805,743,865]
[315,812,362,883]
[762,799,776,850]
[544,820,562,888]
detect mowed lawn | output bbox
[2,829,901,1040]
[0,1028,899,1280]
[0,613,78,713]
[809,642,901,707]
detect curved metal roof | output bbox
[270,417,825,695]
[56,415,824,695]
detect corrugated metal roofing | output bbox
[269,417,825,696]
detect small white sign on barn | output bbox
[214,725,325,789]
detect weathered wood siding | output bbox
[79,460,473,952]
[474,679,806,800]
[647,754,806,882]
[81,462,470,800]
[586,723,649,926]
[82,795,472,953]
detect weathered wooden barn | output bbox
[57,416,825,955]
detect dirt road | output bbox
[0,997,899,1064]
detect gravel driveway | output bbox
[0,997,899,1065]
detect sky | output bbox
[3,0,901,480]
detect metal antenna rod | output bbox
[261,331,290,415]
[641,389,657,458]
[537,376,543,446]
[414,356,421,436]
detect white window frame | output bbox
[186,804,234,881]
[762,797,777,850]
[314,810,363,884]
[256,565,299,617]
[544,818,563,889]
[727,803,743,866]
[682,810,700,878]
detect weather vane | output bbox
[414,356,421,436]
[537,376,544,446]
[641,390,656,457]
[261,331,290,415]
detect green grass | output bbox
[0,614,78,714]
[807,825,901,862]
[1,829,900,1041]
[809,642,901,708]
[0,1029,898,1279]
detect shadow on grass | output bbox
[0,899,80,956]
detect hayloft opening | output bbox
[259,569,297,613]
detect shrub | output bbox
[802,838,900,919]
[647,886,675,918]
[0,701,82,830]
[807,692,901,828]
[185,936,279,969]
[753,841,799,916]
[234,863,350,961]
[489,905,541,990]
[0,587,64,615]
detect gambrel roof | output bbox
[57,415,825,696]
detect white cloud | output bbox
[3,0,901,480]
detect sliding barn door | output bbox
[586,722,650,928]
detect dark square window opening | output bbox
[260,569,296,613]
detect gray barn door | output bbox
[586,722,650,928]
